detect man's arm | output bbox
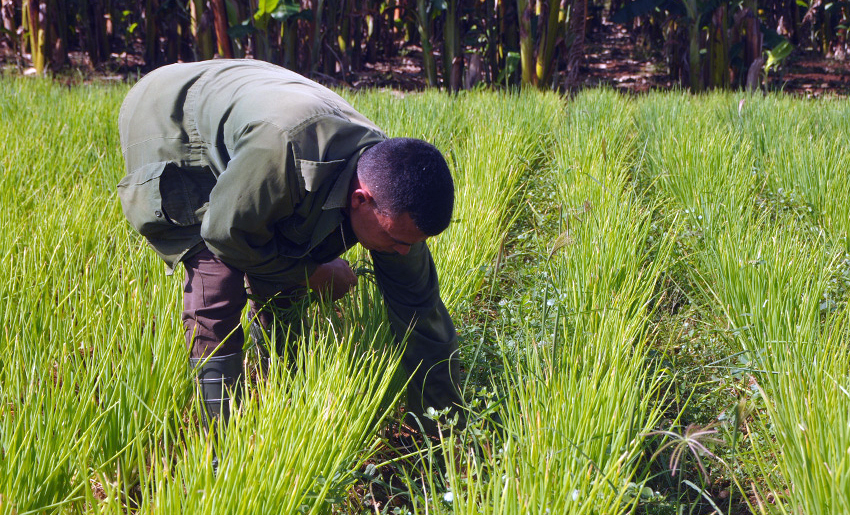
[371,242,464,431]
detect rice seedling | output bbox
[146,297,405,514]
[643,92,850,512]
[404,89,676,514]
[690,215,850,513]
[750,305,850,515]
[635,94,758,237]
[347,89,563,312]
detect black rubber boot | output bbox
[403,349,467,438]
[189,351,244,430]
[249,320,301,377]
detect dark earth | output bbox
[578,18,850,98]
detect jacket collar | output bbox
[322,146,368,211]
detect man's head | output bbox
[348,138,454,255]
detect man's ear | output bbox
[349,187,373,210]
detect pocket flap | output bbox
[117,162,167,232]
[297,158,346,192]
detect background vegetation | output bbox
[1,0,848,91]
[1,77,849,513]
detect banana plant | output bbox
[1,0,13,38]
[251,0,280,60]
[310,0,324,73]
[414,0,441,87]
[23,0,46,74]
[248,0,303,63]
[764,38,793,74]
[246,0,309,70]
[681,0,707,90]
[517,0,534,85]
[536,0,565,88]
[443,0,460,91]
[273,1,310,70]
[517,0,570,88]
[706,2,729,89]
[211,0,234,57]
[613,0,774,91]
[189,0,215,61]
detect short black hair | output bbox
[356,137,454,236]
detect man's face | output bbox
[350,201,427,255]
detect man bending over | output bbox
[117,59,463,435]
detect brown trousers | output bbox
[181,248,301,359]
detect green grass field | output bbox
[1,77,849,514]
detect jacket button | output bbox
[154,210,163,218]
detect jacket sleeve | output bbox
[200,120,319,286]
[371,242,463,421]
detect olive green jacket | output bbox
[118,59,386,285]
[117,60,462,419]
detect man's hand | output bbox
[303,258,357,301]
